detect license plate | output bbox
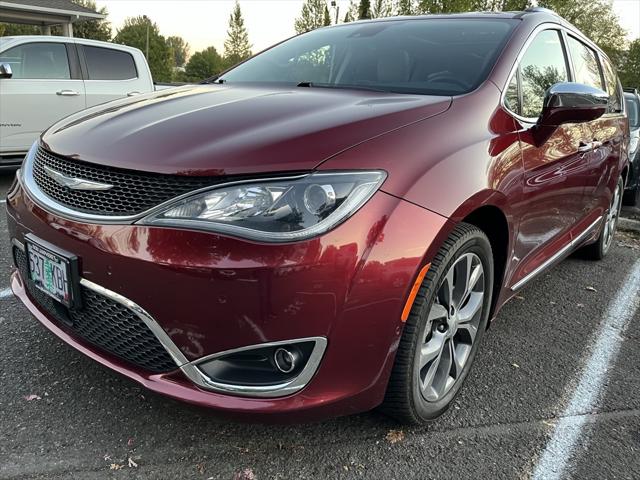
[25,236,78,308]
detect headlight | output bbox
[139,171,386,242]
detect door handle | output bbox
[127,91,141,97]
[56,90,79,96]
[578,142,593,153]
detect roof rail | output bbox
[524,6,559,16]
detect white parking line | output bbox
[532,260,640,480]
[0,287,13,299]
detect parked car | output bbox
[6,8,629,424]
[623,88,640,205]
[0,36,173,168]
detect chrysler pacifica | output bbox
[7,8,629,424]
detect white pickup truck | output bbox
[0,36,173,168]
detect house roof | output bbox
[0,0,105,20]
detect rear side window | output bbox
[625,95,639,127]
[83,46,137,80]
[512,30,569,118]
[0,42,70,79]
[601,57,623,114]
[566,36,604,90]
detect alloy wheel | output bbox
[603,182,622,251]
[419,253,485,402]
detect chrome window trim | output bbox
[180,337,328,398]
[511,215,602,291]
[501,22,622,124]
[500,23,568,124]
[15,239,326,398]
[20,145,308,225]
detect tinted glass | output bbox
[504,72,520,113]
[602,57,623,113]
[84,46,137,80]
[0,42,70,79]
[567,36,603,89]
[519,30,568,118]
[220,19,518,96]
[625,94,639,127]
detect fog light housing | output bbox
[180,337,327,398]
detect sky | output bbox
[95,0,640,56]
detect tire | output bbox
[623,185,639,207]
[580,176,624,260]
[380,223,494,425]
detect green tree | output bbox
[344,0,359,22]
[0,23,39,36]
[397,0,414,15]
[359,0,372,19]
[323,5,332,26]
[295,0,331,33]
[167,36,190,68]
[619,39,640,90]
[371,0,394,18]
[417,0,475,13]
[224,1,252,67]
[114,16,172,82]
[184,46,223,82]
[473,0,530,9]
[537,0,626,65]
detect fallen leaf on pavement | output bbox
[585,286,597,292]
[103,454,112,461]
[233,468,257,480]
[512,363,520,369]
[24,394,41,401]
[195,463,205,474]
[127,437,134,447]
[515,295,525,301]
[128,457,138,468]
[386,429,405,444]
[109,464,124,470]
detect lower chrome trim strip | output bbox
[78,278,190,367]
[14,237,326,397]
[511,216,602,291]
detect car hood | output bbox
[41,85,451,176]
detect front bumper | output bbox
[7,179,448,420]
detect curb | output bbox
[619,217,640,234]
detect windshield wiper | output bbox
[296,82,388,94]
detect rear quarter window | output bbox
[601,57,623,114]
[83,46,137,80]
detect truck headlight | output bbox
[139,171,386,242]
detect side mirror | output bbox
[533,82,608,145]
[0,63,12,79]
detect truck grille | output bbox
[14,247,178,373]
[31,146,219,216]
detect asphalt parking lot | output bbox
[1,172,639,480]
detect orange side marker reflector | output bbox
[401,263,431,322]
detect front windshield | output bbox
[219,18,518,96]
[626,94,640,128]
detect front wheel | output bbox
[381,223,493,425]
[580,176,624,260]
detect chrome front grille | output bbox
[31,147,219,217]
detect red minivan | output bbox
[6,8,629,424]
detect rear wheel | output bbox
[580,176,623,260]
[381,223,493,425]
